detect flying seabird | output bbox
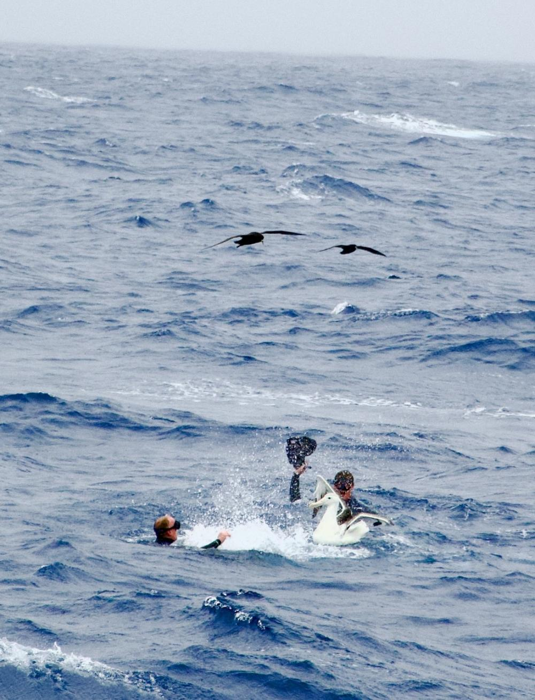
[319,244,386,257]
[204,230,306,249]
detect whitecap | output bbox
[0,638,161,694]
[276,181,323,201]
[24,86,93,104]
[114,379,413,410]
[331,301,351,315]
[464,406,535,420]
[341,110,497,139]
[202,596,267,630]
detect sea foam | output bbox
[341,110,497,139]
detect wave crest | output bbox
[342,110,497,139]
[24,86,93,104]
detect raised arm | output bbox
[201,530,231,550]
[290,464,308,502]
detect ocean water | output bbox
[0,43,534,699]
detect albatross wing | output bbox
[203,235,240,249]
[342,512,393,535]
[261,230,306,236]
[356,245,386,257]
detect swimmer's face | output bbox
[334,482,354,502]
[165,519,180,542]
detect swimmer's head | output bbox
[154,514,181,544]
[333,470,354,494]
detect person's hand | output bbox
[217,530,231,544]
[294,463,308,476]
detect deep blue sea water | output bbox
[1,43,534,699]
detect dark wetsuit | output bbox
[290,472,302,503]
[156,537,223,549]
[344,495,365,515]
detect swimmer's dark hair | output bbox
[333,470,354,490]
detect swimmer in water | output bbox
[331,471,365,517]
[153,514,231,549]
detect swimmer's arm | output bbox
[201,529,231,550]
[290,463,308,502]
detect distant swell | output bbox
[424,337,535,369]
[0,392,213,437]
[0,392,58,405]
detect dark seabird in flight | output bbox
[204,230,306,249]
[319,244,386,257]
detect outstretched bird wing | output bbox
[261,230,306,236]
[318,244,386,256]
[203,235,242,250]
[356,245,386,257]
[318,245,343,252]
[342,512,393,534]
[204,230,305,249]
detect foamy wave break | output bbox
[343,110,497,139]
[0,638,160,694]
[24,86,93,104]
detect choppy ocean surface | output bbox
[1,43,534,699]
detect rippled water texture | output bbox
[1,45,534,699]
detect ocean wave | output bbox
[278,173,390,202]
[408,135,455,146]
[0,392,214,438]
[331,302,360,315]
[463,406,535,420]
[127,215,157,228]
[16,304,66,319]
[423,337,535,369]
[202,594,269,632]
[94,137,116,147]
[500,659,535,671]
[332,307,438,322]
[341,110,498,139]
[464,309,535,325]
[24,86,93,104]
[399,160,426,169]
[215,306,300,324]
[0,391,59,406]
[0,638,161,697]
[276,182,323,201]
[4,158,39,167]
[35,562,93,583]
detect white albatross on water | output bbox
[308,476,393,546]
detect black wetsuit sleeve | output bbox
[348,496,365,515]
[201,538,222,550]
[290,473,301,502]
